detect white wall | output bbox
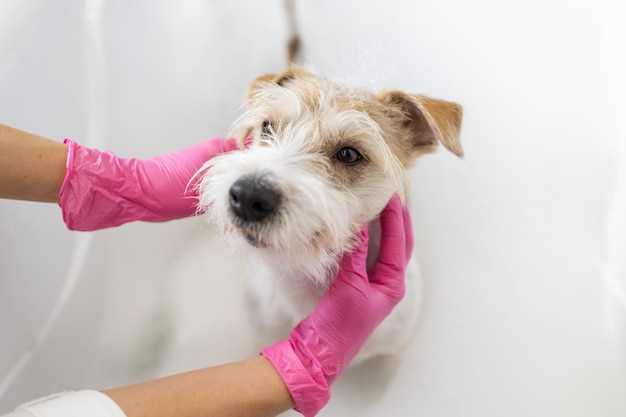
[1,0,624,415]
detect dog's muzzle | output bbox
[228,177,282,223]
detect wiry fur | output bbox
[196,67,463,362]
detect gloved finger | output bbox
[369,195,407,301]
[243,135,254,147]
[372,194,406,276]
[402,201,414,265]
[335,224,369,283]
[214,137,240,153]
[170,138,240,176]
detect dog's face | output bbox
[198,68,462,284]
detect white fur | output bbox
[198,139,353,285]
[197,144,421,364]
[196,72,423,363]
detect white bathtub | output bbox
[1,0,625,415]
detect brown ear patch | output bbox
[378,90,463,158]
[246,67,315,100]
[246,73,278,101]
[272,67,314,86]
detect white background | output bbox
[1,0,625,415]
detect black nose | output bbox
[229,178,281,222]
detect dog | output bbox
[196,67,463,363]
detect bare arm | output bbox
[0,124,68,203]
[103,356,294,417]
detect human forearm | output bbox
[102,356,294,417]
[1,124,240,229]
[0,124,68,203]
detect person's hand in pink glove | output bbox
[261,194,414,417]
[60,138,239,231]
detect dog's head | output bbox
[197,68,462,284]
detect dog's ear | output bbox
[246,74,277,100]
[378,90,463,158]
[246,67,312,100]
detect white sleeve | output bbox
[1,390,126,417]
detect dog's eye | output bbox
[261,120,272,138]
[335,147,363,165]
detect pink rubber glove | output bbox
[261,194,413,417]
[59,138,238,231]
